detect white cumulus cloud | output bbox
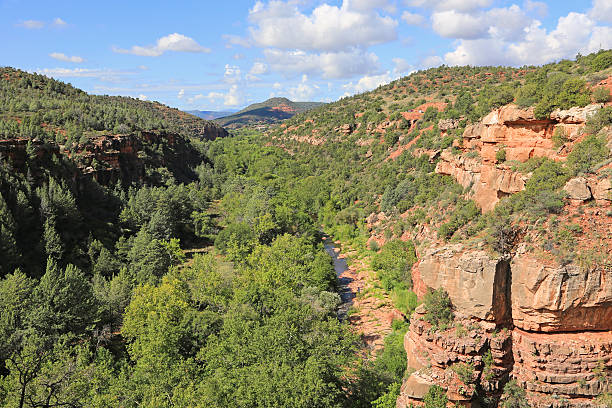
[53,17,67,26]
[443,9,612,67]
[343,71,393,95]
[49,52,84,63]
[250,62,268,75]
[114,33,210,57]
[407,0,492,12]
[249,0,397,52]
[264,48,380,79]
[590,0,612,23]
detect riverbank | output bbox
[323,236,404,353]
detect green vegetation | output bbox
[371,240,416,291]
[423,288,453,330]
[424,385,448,408]
[501,380,531,408]
[2,48,612,407]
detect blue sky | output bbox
[2,0,611,111]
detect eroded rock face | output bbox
[511,254,612,332]
[414,245,506,321]
[436,103,597,212]
[551,104,603,124]
[512,329,612,408]
[399,244,612,408]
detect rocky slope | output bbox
[397,103,612,408]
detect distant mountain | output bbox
[186,110,237,120]
[215,97,325,128]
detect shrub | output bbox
[424,385,448,408]
[371,240,417,291]
[496,148,507,163]
[452,362,475,384]
[586,106,612,134]
[593,86,611,103]
[591,51,612,71]
[566,135,608,175]
[501,380,530,408]
[423,288,453,330]
[437,199,480,241]
[391,288,418,316]
[552,126,568,148]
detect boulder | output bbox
[551,104,603,124]
[590,177,611,201]
[563,177,592,201]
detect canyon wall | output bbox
[398,104,612,407]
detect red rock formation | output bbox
[435,104,604,212]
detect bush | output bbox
[496,148,507,163]
[391,288,418,316]
[452,362,475,384]
[501,380,530,408]
[552,126,568,148]
[424,385,448,408]
[423,288,453,330]
[586,106,612,134]
[593,86,611,103]
[371,240,417,291]
[437,199,480,241]
[591,51,612,72]
[566,135,608,175]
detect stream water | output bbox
[322,237,355,320]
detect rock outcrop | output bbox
[398,241,612,408]
[435,103,603,212]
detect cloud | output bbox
[431,5,528,41]
[248,0,397,52]
[222,84,244,106]
[49,52,84,63]
[443,10,612,67]
[420,55,444,68]
[53,17,67,26]
[250,62,268,75]
[177,89,185,99]
[343,71,393,95]
[35,67,135,82]
[264,48,379,79]
[401,11,425,25]
[17,20,44,29]
[137,94,148,101]
[432,10,488,39]
[224,64,242,83]
[223,34,252,48]
[407,0,492,12]
[590,0,612,23]
[114,33,210,56]
[392,57,414,74]
[346,0,392,11]
[524,0,547,17]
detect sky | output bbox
[2,0,612,111]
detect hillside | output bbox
[262,49,612,408]
[214,97,324,128]
[0,67,230,185]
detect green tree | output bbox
[28,259,97,337]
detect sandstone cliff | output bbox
[397,103,612,408]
